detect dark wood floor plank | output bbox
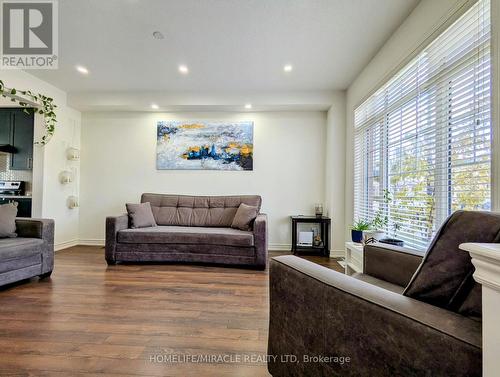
[0,246,342,376]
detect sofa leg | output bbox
[39,271,52,279]
[106,259,116,265]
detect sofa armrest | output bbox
[105,214,129,263]
[16,218,54,240]
[15,218,54,274]
[253,213,268,269]
[363,242,424,287]
[268,255,481,377]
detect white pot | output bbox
[362,230,385,243]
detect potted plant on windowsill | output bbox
[376,189,405,246]
[379,223,404,247]
[351,220,371,243]
[363,211,388,243]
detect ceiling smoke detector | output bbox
[152,31,165,40]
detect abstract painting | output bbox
[156,121,254,170]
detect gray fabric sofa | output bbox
[268,252,481,376]
[0,218,55,287]
[267,210,493,376]
[105,193,268,269]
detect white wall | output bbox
[324,91,346,253]
[0,70,81,249]
[344,0,471,238]
[79,111,326,249]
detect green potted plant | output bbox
[379,223,404,247]
[363,211,388,243]
[351,219,371,243]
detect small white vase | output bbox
[362,230,385,243]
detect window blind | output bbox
[354,0,491,250]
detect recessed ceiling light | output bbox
[151,103,159,110]
[178,65,189,74]
[75,65,89,75]
[244,104,252,109]
[283,64,293,72]
[152,31,165,39]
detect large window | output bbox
[354,0,491,250]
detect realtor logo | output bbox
[0,0,58,69]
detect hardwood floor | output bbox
[0,246,342,376]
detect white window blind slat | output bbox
[353,0,491,250]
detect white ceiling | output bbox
[29,0,419,110]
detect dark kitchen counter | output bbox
[0,195,32,199]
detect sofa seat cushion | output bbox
[0,238,44,260]
[117,226,254,247]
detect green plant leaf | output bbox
[0,81,57,144]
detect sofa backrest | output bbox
[141,193,262,227]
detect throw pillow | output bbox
[126,202,157,229]
[403,210,500,317]
[0,202,18,238]
[231,203,258,231]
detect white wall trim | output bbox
[268,243,291,251]
[55,239,79,251]
[460,242,500,377]
[330,250,344,258]
[78,239,105,246]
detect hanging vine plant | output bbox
[0,79,57,145]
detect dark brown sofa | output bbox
[267,210,497,376]
[105,193,268,269]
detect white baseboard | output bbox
[269,243,291,251]
[330,250,344,258]
[54,239,79,251]
[79,239,105,246]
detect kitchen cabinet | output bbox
[0,111,12,145]
[10,109,34,170]
[15,198,32,217]
[0,108,34,170]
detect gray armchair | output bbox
[0,218,55,287]
[267,210,500,376]
[268,254,480,376]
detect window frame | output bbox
[353,0,492,250]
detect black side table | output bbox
[290,216,331,256]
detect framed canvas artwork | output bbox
[156,121,254,170]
